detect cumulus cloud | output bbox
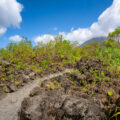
[61,0,120,44]
[34,34,55,43]
[34,0,120,44]
[9,35,22,42]
[0,0,23,35]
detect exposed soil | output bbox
[0,69,71,120]
[0,60,66,100]
[19,88,106,120]
[19,58,120,120]
[0,57,120,120]
[0,60,36,100]
[36,63,66,77]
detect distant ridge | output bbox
[80,37,107,47]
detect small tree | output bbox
[108,27,120,43]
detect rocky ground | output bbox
[0,57,120,120]
[19,58,120,120]
[0,60,36,100]
[0,58,65,100]
[0,69,71,120]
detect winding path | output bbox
[0,69,72,120]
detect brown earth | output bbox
[0,60,66,100]
[0,69,71,120]
[18,58,120,120]
[19,88,106,120]
[0,60,36,100]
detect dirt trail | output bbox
[0,69,72,120]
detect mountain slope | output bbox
[80,37,107,46]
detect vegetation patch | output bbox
[0,28,120,119]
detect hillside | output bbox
[1,0,120,120]
[80,37,107,47]
[0,34,120,120]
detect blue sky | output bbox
[1,0,120,48]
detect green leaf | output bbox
[108,91,113,96]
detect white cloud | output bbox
[0,0,23,35]
[9,35,22,42]
[0,27,6,35]
[35,0,120,44]
[61,0,120,44]
[34,34,55,43]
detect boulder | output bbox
[19,88,106,120]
